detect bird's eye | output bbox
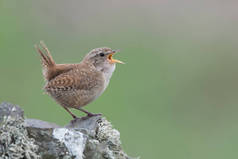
[99,53,105,57]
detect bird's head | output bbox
[83,47,124,71]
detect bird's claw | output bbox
[87,113,102,117]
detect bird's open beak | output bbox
[107,50,125,64]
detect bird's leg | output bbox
[77,108,102,117]
[63,107,78,119]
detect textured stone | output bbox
[25,119,60,129]
[0,102,136,159]
[0,102,40,159]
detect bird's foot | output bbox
[79,113,102,120]
[87,112,102,117]
[77,108,102,117]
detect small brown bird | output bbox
[35,41,124,119]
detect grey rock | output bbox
[0,102,23,123]
[65,116,102,137]
[0,102,136,159]
[25,119,60,129]
[0,102,39,159]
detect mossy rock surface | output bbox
[0,102,136,159]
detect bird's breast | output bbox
[102,64,116,91]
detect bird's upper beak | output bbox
[107,50,125,64]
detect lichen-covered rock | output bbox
[0,102,135,159]
[0,102,40,159]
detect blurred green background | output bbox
[1,0,238,158]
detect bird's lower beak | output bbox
[108,51,125,64]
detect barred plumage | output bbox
[35,41,123,119]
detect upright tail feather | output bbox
[35,41,75,81]
[35,41,57,81]
[35,41,55,68]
